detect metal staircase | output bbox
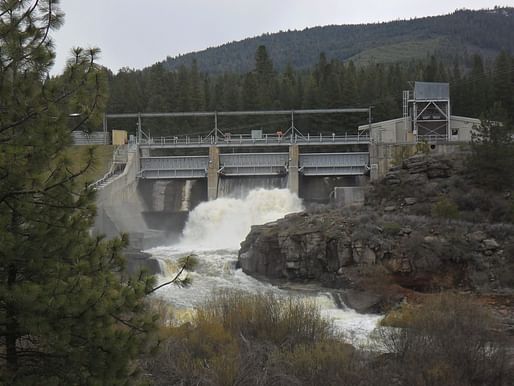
[89,145,128,190]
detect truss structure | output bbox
[404,82,451,142]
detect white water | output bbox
[180,188,303,250]
[148,188,381,344]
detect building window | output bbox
[451,128,459,136]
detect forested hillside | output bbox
[107,48,514,137]
[161,7,514,74]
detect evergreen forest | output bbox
[162,7,514,74]
[106,47,514,137]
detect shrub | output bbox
[372,293,510,386]
[392,145,416,167]
[416,140,431,155]
[431,196,460,220]
[382,221,402,236]
[197,290,336,348]
[144,291,340,385]
[380,302,419,328]
[274,341,359,385]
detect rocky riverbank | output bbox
[238,153,514,321]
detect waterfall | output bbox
[179,188,303,250]
[217,176,287,198]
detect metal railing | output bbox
[138,132,370,147]
[88,145,128,190]
[72,131,110,145]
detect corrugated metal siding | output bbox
[414,82,449,100]
[72,131,110,145]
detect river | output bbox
[147,188,381,345]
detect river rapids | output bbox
[146,188,381,345]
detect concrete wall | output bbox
[333,186,366,207]
[300,175,367,204]
[450,116,481,142]
[94,150,165,249]
[362,115,480,145]
[361,117,413,144]
[369,142,469,180]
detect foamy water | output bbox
[180,188,303,250]
[147,188,381,343]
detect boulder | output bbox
[342,289,384,313]
[352,243,376,265]
[469,230,488,242]
[400,226,413,235]
[404,197,417,205]
[337,241,353,267]
[385,177,401,185]
[385,258,412,273]
[124,249,162,275]
[403,154,428,174]
[482,238,500,250]
[404,172,428,185]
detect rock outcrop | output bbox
[239,208,514,293]
[238,153,514,312]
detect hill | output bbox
[162,7,514,74]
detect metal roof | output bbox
[414,82,449,100]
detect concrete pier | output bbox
[207,145,220,200]
[287,144,299,195]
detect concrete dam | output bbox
[94,133,371,249]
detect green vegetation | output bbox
[469,111,514,192]
[64,145,114,185]
[144,291,512,386]
[382,222,403,235]
[143,291,355,386]
[162,8,514,74]
[107,46,514,138]
[350,38,443,65]
[431,196,460,220]
[374,294,510,386]
[0,2,157,384]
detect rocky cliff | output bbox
[238,153,514,313]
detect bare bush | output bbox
[197,290,337,348]
[372,293,511,386]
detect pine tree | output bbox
[0,1,156,384]
[493,51,514,122]
[254,45,275,108]
[190,59,205,111]
[468,54,489,117]
[469,106,514,191]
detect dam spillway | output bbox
[137,133,371,202]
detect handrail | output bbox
[88,145,127,190]
[138,132,370,146]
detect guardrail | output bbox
[138,133,370,147]
[72,131,110,145]
[88,145,127,190]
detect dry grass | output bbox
[64,145,114,185]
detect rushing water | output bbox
[147,188,381,345]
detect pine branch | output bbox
[146,255,193,294]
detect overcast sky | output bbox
[51,0,511,74]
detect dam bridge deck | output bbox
[138,132,370,149]
[105,108,372,183]
[138,134,370,179]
